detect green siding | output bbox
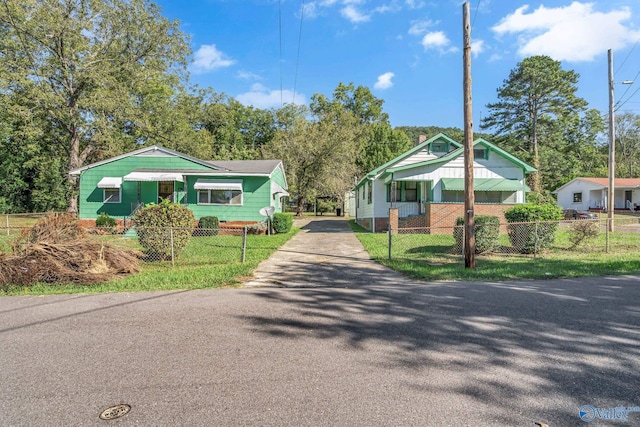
[270,166,287,212]
[187,175,272,221]
[78,154,286,222]
[78,155,211,219]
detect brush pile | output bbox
[0,214,141,288]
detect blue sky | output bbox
[154,0,640,129]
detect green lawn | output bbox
[1,228,298,296]
[351,220,640,282]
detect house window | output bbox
[473,148,487,159]
[431,142,447,153]
[442,190,464,203]
[404,181,418,202]
[367,182,372,204]
[197,190,243,205]
[103,188,121,203]
[573,192,582,203]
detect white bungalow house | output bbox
[553,177,640,212]
[354,133,535,232]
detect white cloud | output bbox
[408,19,434,36]
[236,70,263,81]
[421,31,458,53]
[192,44,236,74]
[374,72,395,90]
[492,2,640,62]
[471,39,485,58]
[341,5,370,23]
[236,84,307,109]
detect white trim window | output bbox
[103,188,121,203]
[573,192,583,203]
[197,189,242,205]
[97,177,123,204]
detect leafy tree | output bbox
[310,82,388,124]
[262,107,361,214]
[0,0,190,212]
[615,112,640,178]
[481,56,589,192]
[358,123,411,173]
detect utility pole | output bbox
[607,49,615,232]
[463,2,475,268]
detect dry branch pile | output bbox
[1,214,141,288]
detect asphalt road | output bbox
[2,274,640,426]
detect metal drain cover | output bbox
[99,404,131,420]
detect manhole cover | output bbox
[99,404,131,420]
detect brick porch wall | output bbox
[428,203,513,234]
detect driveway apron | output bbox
[244,217,411,288]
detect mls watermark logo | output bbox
[579,405,640,423]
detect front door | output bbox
[625,190,633,209]
[158,181,174,203]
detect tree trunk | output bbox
[67,126,81,214]
[296,196,305,216]
[530,111,542,193]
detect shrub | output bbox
[317,200,334,215]
[96,212,117,232]
[568,220,599,249]
[134,200,195,260]
[197,216,219,236]
[272,213,292,234]
[504,203,563,253]
[246,222,268,235]
[453,215,500,254]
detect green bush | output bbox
[272,213,292,234]
[504,203,563,253]
[134,200,195,260]
[197,216,219,236]
[453,215,500,254]
[317,200,334,215]
[96,212,117,231]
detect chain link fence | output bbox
[389,217,640,261]
[1,224,258,266]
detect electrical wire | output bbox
[615,85,640,112]
[472,0,481,27]
[614,68,640,111]
[615,37,640,74]
[292,0,304,105]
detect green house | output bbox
[69,145,289,222]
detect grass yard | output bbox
[1,228,299,296]
[351,220,640,282]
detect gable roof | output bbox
[356,133,461,187]
[69,145,224,175]
[379,137,535,177]
[69,146,286,187]
[552,177,640,193]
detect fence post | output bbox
[388,224,392,260]
[534,222,539,258]
[461,225,465,257]
[5,214,8,236]
[605,218,610,253]
[170,227,175,268]
[242,226,247,263]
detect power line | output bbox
[615,37,640,74]
[472,0,481,27]
[292,0,305,105]
[615,85,640,112]
[615,68,640,110]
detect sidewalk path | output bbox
[243,217,412,288]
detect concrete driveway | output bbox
[1,217,640,426]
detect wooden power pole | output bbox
[463,2,475,268]
[607,49,615,233]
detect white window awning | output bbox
[271,182,289,197]
[97,177,122,189]
[123,172,184,182]
[194,179,243,191]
